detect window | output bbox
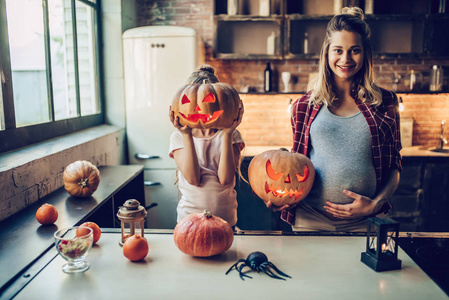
[0,0,103,153]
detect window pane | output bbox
[76,1,99,116]
[49,0,77,120]
[6,0,50,127]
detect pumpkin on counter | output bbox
[171,81,241,129]
[248,148,315,208]
[36,203,58,225]
[123,234,149,262]
[173,210,234,257]
[63,160,100,198]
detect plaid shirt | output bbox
[281,88,402,225]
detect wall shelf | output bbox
[213,0,449,60]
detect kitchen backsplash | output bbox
[136,0,449,147]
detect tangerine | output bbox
[123,234,149,261]
[36,203,58,225]
[77,222,101,244]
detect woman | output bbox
[270,7,402,231]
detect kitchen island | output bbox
[5,230,449,300]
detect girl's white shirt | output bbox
[169,129,245,226]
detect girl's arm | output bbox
[218,104,244,185]
[217,137,241,185]
[170,110,201,186]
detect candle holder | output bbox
[117,199,147,246]
[361,217,402,272]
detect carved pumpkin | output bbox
[171,82,241,129]
[248,149,315,207]
[173,210,234,257]
[63,160,100,198]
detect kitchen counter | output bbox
[0,165,144,297]
[244,146,449,157]
[400,146,449,157]
[6,230,448,300]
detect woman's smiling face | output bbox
[328,30,364,82]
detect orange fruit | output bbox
[77,222,101,244]
[123,234,149,261]
[36,203,58,225]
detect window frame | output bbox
[0,0,104,153]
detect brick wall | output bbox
[136,0,449,147]
[399,93,449,147]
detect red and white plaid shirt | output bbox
[281,88,402,225]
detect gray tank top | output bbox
[303,106,376,214]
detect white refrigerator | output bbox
[122,26,197,229]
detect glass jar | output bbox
[430,65,444,92]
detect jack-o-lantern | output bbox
[171,82,241,129]
[248,149,315,207]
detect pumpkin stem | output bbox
[202,79,209,84]
[78,179,88,188]
[279,147,289,152]
[203,210,212,218]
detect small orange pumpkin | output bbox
[36,203,58,225]
[171,82,241,129]
[123,234,149,261]
[63,160,100,198]
[77,222,101,244]
[173,210,234,257]
[248,149,315,207]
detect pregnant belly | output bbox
[305,167,376,211]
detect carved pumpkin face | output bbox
[248,149,315,207]
[171,82,241,129]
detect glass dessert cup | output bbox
[54,227,93,273]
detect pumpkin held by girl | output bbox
[171,82,241,129]
[248,148,315,207]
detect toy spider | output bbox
[225,251,291,280]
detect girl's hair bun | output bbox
[340,6,365,21]
[186,64,219,84]
[197,64,216,75]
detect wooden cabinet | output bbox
[214,16,283,59]
[422,161,449,231]
[235,157,291,231]
[390,157,449,232]
[214,0,449,59]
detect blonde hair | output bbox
[308,7,382,107]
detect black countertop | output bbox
[0,165,143,294]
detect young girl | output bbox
[168,65,245,227]
[271,7,402,232]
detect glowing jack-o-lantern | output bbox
[171,82,241,129]
[248,149,315,207]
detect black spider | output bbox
[225,251,291,280]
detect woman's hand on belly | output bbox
[323,189,376,219]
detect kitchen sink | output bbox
[419,146,449,153]
[428,147,449,153]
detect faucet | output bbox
[438,120,448,149]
